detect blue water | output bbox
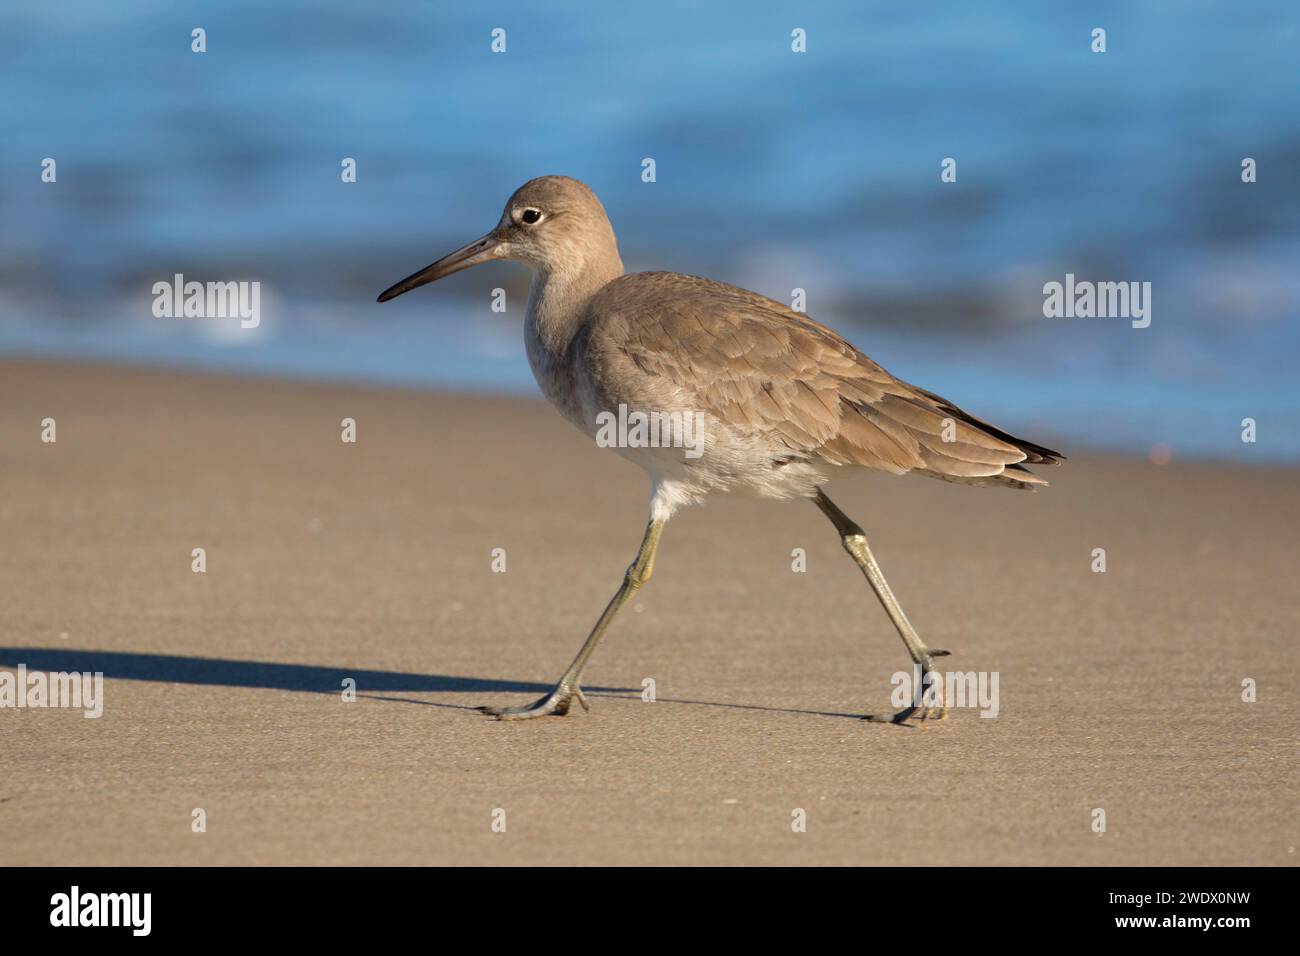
[2,1,1299,459]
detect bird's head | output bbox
[377,175,621,302]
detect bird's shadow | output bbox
[0,647,584,705]
[0,648,876,722]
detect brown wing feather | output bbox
[587,273,1063,488]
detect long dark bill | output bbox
[376,233,504,302]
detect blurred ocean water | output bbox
[2,0,1298,459]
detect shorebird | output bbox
[378,176,1062,723]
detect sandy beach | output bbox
[1,359,1296,866]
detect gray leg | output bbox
[480,518,665,720]
[813,488,948,723]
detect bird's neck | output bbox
[525,254,624,357]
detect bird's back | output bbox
[576,271,1062,491]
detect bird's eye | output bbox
[520,208,542,225]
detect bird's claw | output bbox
[864,650,950,725]
[478,684,587,721]
[864,703,947,725]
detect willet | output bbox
[378,176,1062,723]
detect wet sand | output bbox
[1,360,1296,865]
